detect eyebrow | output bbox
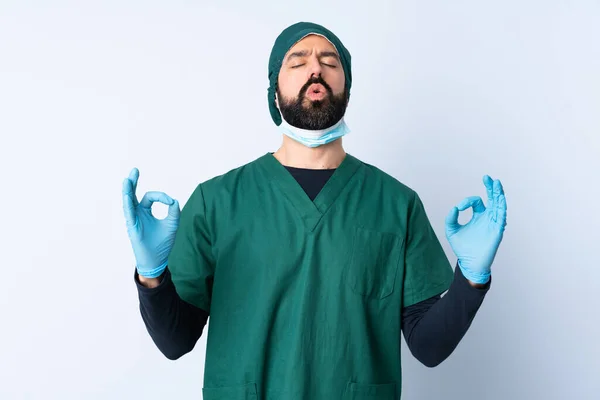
[286,50,340,63]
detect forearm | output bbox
[403,265,491,367]
[135,267,209,360]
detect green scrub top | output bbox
[167,152,454,400]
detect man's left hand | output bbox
[445,175,508,285]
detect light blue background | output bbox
[1,1,598,399]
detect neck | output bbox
[273,136,346,169]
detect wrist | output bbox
[467,278,489,288]
[137,273,162,288]
[457,260,490,285]
[137,260,168,279]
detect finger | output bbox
[457,196,486,213]
[483,175,494,207]
[128,168,140,207]
[122,177,133,197]
[122,176,138,224]
[493,179,504,199]
[139,191,175,209]
[497,193,507,227]
[492,179,503,214]
[122,186,137,229]
[445,206,461,230]
[168,199,181,220]
[497,191,507,211]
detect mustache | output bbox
[299,76,333,99]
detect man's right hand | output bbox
[122,167,181,279]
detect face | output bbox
[276,34,348,130]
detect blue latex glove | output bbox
[122,168,180,278]
[445,175,507,284]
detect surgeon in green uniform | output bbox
[123,21,507,399]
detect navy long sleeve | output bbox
[136,268,209,360]
[401,264,491,367]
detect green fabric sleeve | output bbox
[402,191,454,308]
[167,183,215,313]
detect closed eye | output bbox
[291,63,337,69]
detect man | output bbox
[123,22,507,399]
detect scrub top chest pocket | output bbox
[346,226,404,300]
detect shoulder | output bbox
[356,156,418,203]
[195,153,266,200]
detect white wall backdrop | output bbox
[1,1,598,399]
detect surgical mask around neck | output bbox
[277,117,350,148]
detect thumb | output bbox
[445,206,461,231]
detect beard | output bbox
[277,76,349,130]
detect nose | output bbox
[306,54,323,79]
